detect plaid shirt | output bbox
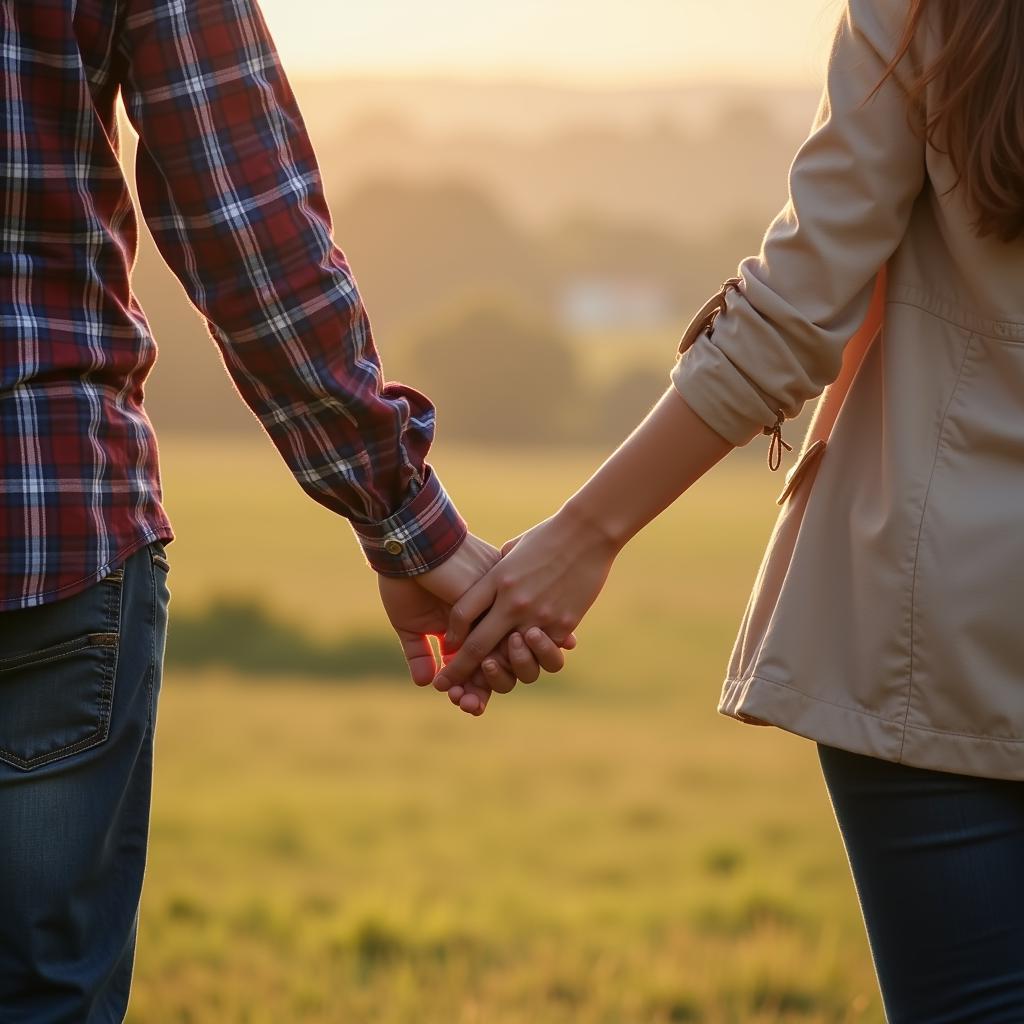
[0,0,467,611]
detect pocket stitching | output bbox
[0,572,124,772]
[899,332,976,762]
[0,637,117,768]
[0,634,116,674]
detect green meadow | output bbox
[128,437,882,1023]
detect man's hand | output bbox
[415,533,504,606]
[377,574,496,714]
[376,574,451,687]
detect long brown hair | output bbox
[871,0,1024,242]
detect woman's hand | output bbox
[445,627,575,715]
[430,389,737,705]
[433,505,620,694]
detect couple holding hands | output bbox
[377,373,737,716]
[7,0,1024,1019]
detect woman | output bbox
[430,0,1024,1019]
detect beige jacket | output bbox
[670,0,1024,781]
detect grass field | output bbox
[128,437,883,1023]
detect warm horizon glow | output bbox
[257,0,844,87]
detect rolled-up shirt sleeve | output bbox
[671,0,927,450]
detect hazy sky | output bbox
[258,0,845,86]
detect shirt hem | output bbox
[0,524,176,612]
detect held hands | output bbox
[381,389,729,714]
[378,533,576,716]
[432,504,620,709]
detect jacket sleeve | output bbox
[117,0,466,576]
[670,0,927,451]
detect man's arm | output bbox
[116,0,565,698]
[117,0,461,577]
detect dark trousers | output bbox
[818,741,1024,1023]
[0,541,169,1023]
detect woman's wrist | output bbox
[557,492,629,557]
[557,389,735,555]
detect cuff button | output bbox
[384,539,405,556]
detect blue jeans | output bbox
[0,541,169,1023]
[817,742,1024,1023]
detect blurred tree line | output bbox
[137,176,764,446]
[306,87,807,239]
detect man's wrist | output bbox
[417,533,500,606]
[351,467,467,577]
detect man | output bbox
[0,1,568,1018]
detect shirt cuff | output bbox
[670,328,782,449]
[350,466,468,577]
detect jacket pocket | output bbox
[0,569,123,771]
[776,439,827,506]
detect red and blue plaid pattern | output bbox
[0,0,465,609]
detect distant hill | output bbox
[289,75,820,144]
[295,76,819,235]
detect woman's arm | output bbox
[435,0,929,707]
[434,388,733,703]
[668,0,926,453]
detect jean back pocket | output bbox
[0,568,123,771]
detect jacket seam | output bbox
[724,672,897,724]
[887,297,974,333]
[899,332,975,760]
[887,286,1024,341]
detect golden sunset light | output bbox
[258,0,842,84]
